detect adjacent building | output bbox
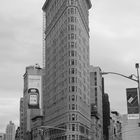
[20,98,24,140]
[42,0,92,139]
[122,114,140,140]
[126,88,139,120]
[0,133,5,140]
[109,111,122,140]
[90,66,103,140]
[31,116,43,140]
[15,127,20,140]
[22,65,43,140]
[121,88,140,139]
[5,121,15,140]
[103,93,110,140]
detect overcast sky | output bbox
[0,0,140,132]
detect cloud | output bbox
[0,0,44,131]
[0,0,43,65]
[0,0,43,94]
[90,0,140,39]
[90,0,140,70]
[0,98,19,132]
[0,0,140,132]
[0,15,42,64]
[90,0,140,114]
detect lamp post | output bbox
[38,125,93,140]
[135,63,140,117]
[102,63,140,118]
[135,63,140,103]
[37,125,67,140]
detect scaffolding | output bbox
[42,12,46,68]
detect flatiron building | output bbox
[42,0,92,139]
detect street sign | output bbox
[126,88,139,119]
[28,88,40,109]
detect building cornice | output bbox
[42,0,49,11]
[32,115,43,121]
[42,0,92,11]
[86,0,92,9]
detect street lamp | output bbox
[102,63,140,117]
[102,64,140,88]
[37,125,67,140]
[101,72,138,82]
[135,63,140,103]
[37,126,93,140]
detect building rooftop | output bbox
[42,0,92,11]
[42,0,49,11]
[32,115,43,121]
[86,0,92,9]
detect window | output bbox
[78,88,82,95]
[72,124,75,131]
[72,95,75,101]
[72,86,75,92]
[71,68,75,74]
[68,16,75,23]
[71,16,74,22]
[75,8,77,14]
[78,71,81,77]
[72,135,75,140]
[69,59,77,66]
[72,114,75,121]
[69,50,74,56]
[83,85,86,91]
[68,25,70,31]
[86,129,89,135]
[69,86,77,92]
[95,81,97,86]
[71,59,74,65]
[72,77,75,83]
[69,96,71,101]
[69,77,77,83]
[68,17,70,22]
[95,88,97,94]
[68,8,71,14]
[71,0,74,5]
[71,42,74,48]
[72,104,75,110]
[69,50,77,57]
[75,17,77,22]
[114,128,116,136]
[68,34,71,40]
[68,33,76,40]
[68,42,75,49]
[69,68,73,74]
[68,42,71,48]
[72,86,77,92]
[71,33,74,39]
[71,8,74,14]
[95,88,97,105]
[79,125,85,133]
[71,25,74,31]
[75,25,77,31]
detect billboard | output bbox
[91,103,97,117]
[28,75,42,109]
[28,88,39,109]
[126,88,139,119]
